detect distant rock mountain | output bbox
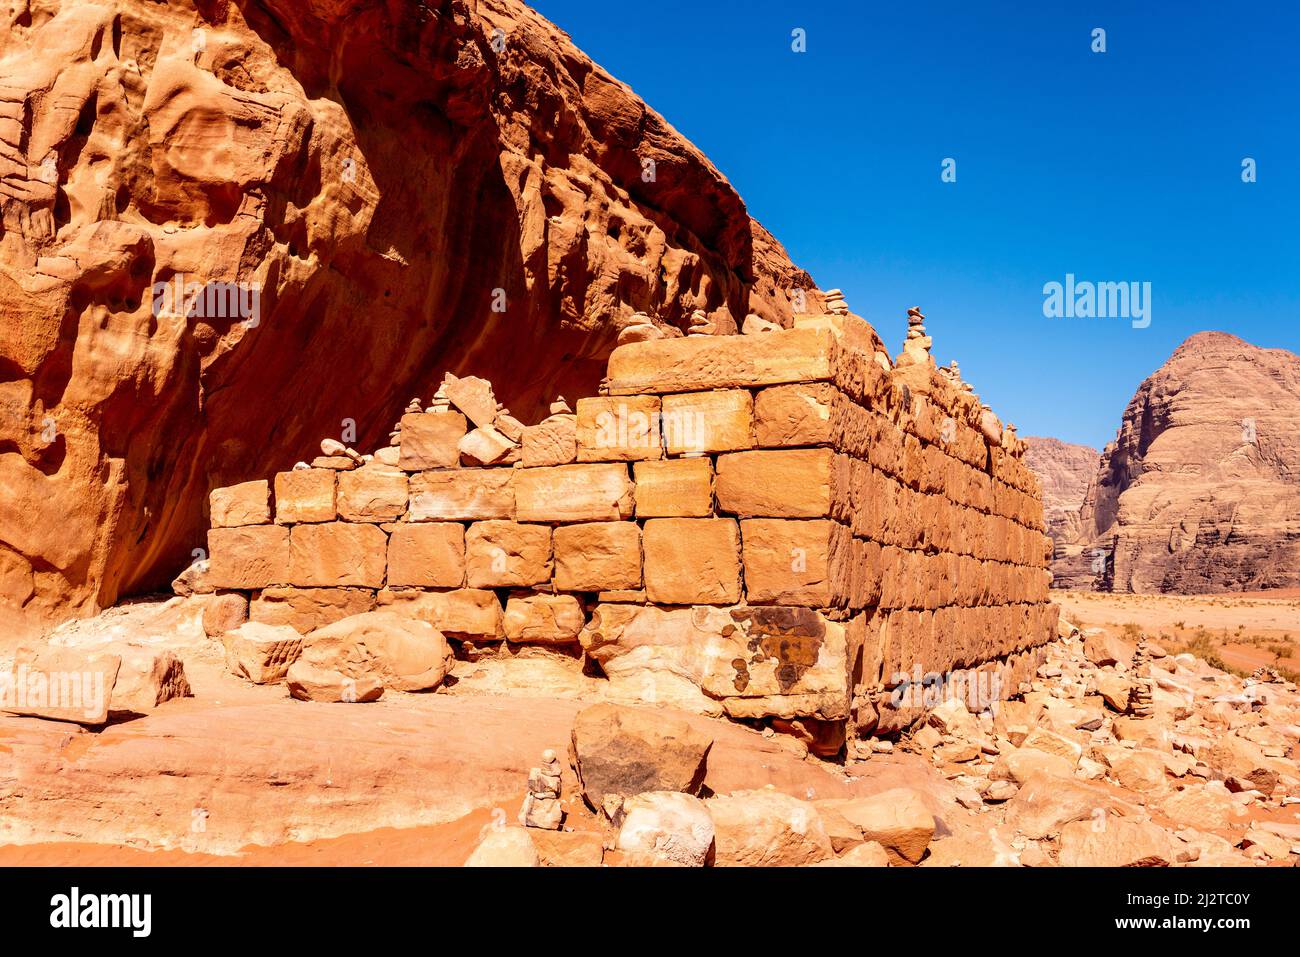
[1054,331,1300,593]
[1024,437,1098,548]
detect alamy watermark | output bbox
[888,664,1003,716]
[1042,273,1151,328]
[0,666,107,721]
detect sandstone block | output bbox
[409,469,514,521]
[465,522,552,587]
[442,374,498,428]
[642,518,740,604]
[289,522,387,587]
[553,522,642,591]
[521,414,577,467]
[715,448,831,517]
[208,525,291,589]
[110,649,192,715]
[224,621,304,684]
[459,424,515,466]
[3,647,120,726]
[514,464,634,523]
[740,519,836,605]
[708,790,833,866]
[576,396,662,461]
[569,703,713,809]
[754,382,835,447]
[210,479,271,527]
[337,465,409,522]
[503,593,585,643]
[633,458,713,517]
[376,588,503,641]
[606,327,834,394]
[830,788,935,865]
[398,412,466,470]
[311,455,359,471]
[301,611,453,692]
[274,469,337,524]
[200,592,249,637]
[616,792,715,867]
[661,389,753,454]
[250,587,376,634]
[1057,817,1179,867]
[286,660,383,703]
[580,604,849,721]
[386,523,465,588]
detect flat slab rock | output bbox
[0,689,861,855]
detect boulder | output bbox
[815,803,865,853]
[928,697,980,738]
[1095,673,1133,713]
[224,621,303,684]
[1003,774,1119,840]
[2,646,120,726]
[1240,827,1291,861]
[569,703,712,809]
[989,747,1074,785]
[1083,632,1129,668]
[827,788,935,864]
[616,792,715,867]
[110,648,192,714]
[200,592,249,638]
[285,661,383,703]
[1113,750,1168,793]
[172,560,214,597]
[1057,817,1180,867]
[301,611,453,692]
[1205,734,1280,794]
[708,789,833,867]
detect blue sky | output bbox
[530,0,1299,449]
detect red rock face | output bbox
[1062,332,1300,593]
[1023,437,1097,548]
[0,0,820,623]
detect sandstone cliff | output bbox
[1059,331,1300,593]
[1023,436,1097,548]
[0,0,821,623]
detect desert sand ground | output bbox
[1055,590,1300,678]
[2,591,1298,867]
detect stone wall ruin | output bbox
[200,307,1058,753]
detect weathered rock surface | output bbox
[1023,437,1097,551]
[0,0,819,627]
[825,788,935,864]
[223,621,303,685]
[299,611,453,693]
[569,703,712,809]
[1052,332,1300,592]
[616,791,715,867]
[707,789,833,867]
[579,604,849,721]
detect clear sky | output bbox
[529,0,1299,450]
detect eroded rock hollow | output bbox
[0,0,820,623]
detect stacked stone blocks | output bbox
[205,317,1057,738]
